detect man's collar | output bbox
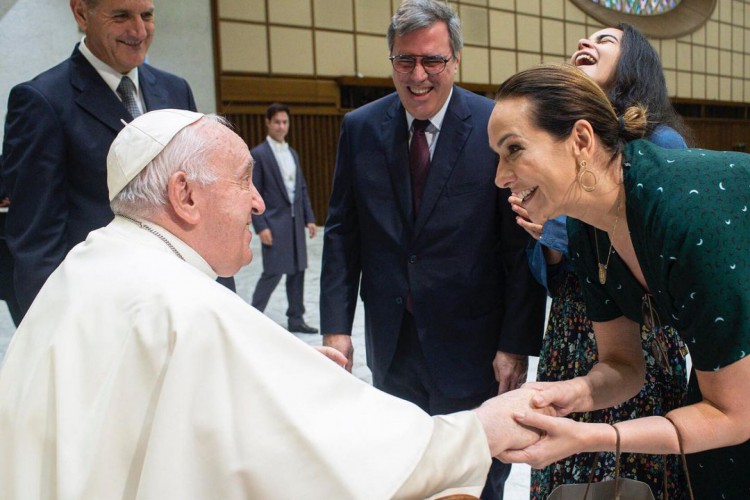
[405,86,454,132]
[77,36,140,95]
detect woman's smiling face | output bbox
[570,28,623,91]
[489,97,578,224]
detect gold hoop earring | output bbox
[577,160,597,192]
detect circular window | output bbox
[569,0,716,38]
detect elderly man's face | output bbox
[72,0,154,74]
[201,126,265,276]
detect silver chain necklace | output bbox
[116,213,185,261]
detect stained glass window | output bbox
[591,0,682,15]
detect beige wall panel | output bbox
[707,47,719,74]
[314,0,353,31]
[706,75,719,99]
[692,73,706,99]
[270,27,314,74]
[706,21,719,48]
[356,0,392,35]
[660,39,677,70]
[490,11,516,49]
[459,46,490,84]
[746,28,750,52]
[746,54,750,77]
[677,71,691,98]
[268,0,311,26]
[517,15,541,53]
[692,25,706,45]
[711,0,720,20]
[720,22,731,48]
[517,52,543,71]
[220,22,268,73]
[732,77,743,101]
[693,45,706,73]
[719,0,732,23]
[566,23,587,55]
[720,76,732,100]
[745,80,750,102]
[747,4,750,27]
[720,49,731,76]
[356,34,390,78]
[664,69,676,95]
[491,49,517,85]
[461,5,489,45]
[542,0,565,19]
[677,42,691,72]
[565,1,586,23]
[732,52,744,77]
[489,0,515,11]
[542,19,565,56]
[733,26,744,50]
[315,31,355,76]
[733,1,745,23]
[516,0,539,16]
[462,0,488,6]
[219,0,266,22]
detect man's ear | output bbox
[571,119,596,159]
[70,0,88,30]
[168,171,201,225]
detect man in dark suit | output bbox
[320,1,546,498]
[1,0,233,317]
[0,158,21,326]
[251,103,318,334]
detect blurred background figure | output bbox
[251,103,318,334]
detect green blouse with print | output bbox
[568,139,750,372]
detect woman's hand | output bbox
[509,193,544,240]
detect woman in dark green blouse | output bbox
[487,63,750,498]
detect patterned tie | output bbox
[117,76,142,118]
[409,119,431,214]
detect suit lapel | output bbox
[139,65,170,112]
[261,141,292,205]
[70,48,130,133]
[414,88,471,238]
[382,98,414,227]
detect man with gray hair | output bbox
[0,109,547,499]
[321,1,546,497]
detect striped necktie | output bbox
[117,76,142,118]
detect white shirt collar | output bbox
[78,36,140,95]
[266,135,289,151]
[405,86,454,132]
[114,215,217,280]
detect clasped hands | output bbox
[477,380,589,469]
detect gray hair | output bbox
[110,114,229,218]
[387,0,462,58]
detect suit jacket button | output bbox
[409,255,417,264]
[395,297,403,305]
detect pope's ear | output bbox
[570,119,596,158]
[168,171,201,225]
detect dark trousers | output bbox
[251,270,305,323]
[378,312,509,500]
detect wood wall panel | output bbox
[224,111,343,223]
[686,119,750,151]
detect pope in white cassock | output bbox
[0,109,545,500]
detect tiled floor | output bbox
[0,228,535,499]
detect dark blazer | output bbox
[1,45,199,312]
[320,87,546,398]
[251,140,315,275]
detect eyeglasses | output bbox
[389,54,452,75]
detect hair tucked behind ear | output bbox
[495,63,648,160]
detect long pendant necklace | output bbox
[594,193,622,285]
[116,213,185,261]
